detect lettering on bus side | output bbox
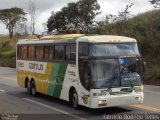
[18,62,24,68]
[29,63,43,71]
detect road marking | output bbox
[23,98,87,120]
[0,89,6,93]
[130,104,160,113]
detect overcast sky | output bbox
[0,0,155,35]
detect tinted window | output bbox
[90,43,139,57]
[28,46,35,59]
[45,46,53,60]
[21,46,27,59]
[55,45,64,60]
[36,46,44,59]
[79,43,88,57]
[92,59,119,88]
[66,45,76,61]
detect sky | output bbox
[0,0,156,35]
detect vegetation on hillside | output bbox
[0,36,16,67]
[0,35,38,68]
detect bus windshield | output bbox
[91,58,142,89]
[90,43,139,57]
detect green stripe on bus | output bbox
[53,64,67,98]
[48,63,60,96]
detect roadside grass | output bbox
[0,35,16,68]
[0,35,38,68]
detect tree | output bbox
[117,3,134,22]
[149,0,160,8]
[0,7,26,39]
[47,0,101,34]
[76,0,101,33]
[47,10,69,34]
[28,1,39,35]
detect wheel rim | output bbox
[72,93,78,108]
[27,82,30,94]
[32,87,36,95]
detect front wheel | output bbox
[71,90,79,109]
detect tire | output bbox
[30,81,37,97]
[71,90,79,109]
[26,80,31,95]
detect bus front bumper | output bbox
[88,94,143,109]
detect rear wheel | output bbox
[26,80,31,95]
[71,90,79,109]
[30,81,37,97]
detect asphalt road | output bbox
[0,67,160,120]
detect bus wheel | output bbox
[71,90,79,109]
[26,81,31,95]
[30,81,37,97]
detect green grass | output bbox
[0,48,16,68]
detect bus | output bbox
[16,34,144,109]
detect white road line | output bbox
[23,98,86,120]
[0,89,6,93]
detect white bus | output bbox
[17,34,144,109]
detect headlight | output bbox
[98,100,107,107]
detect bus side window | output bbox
[36,46,44,60]
[21,46,27,59]
[79,61,91,91]
[70,45,76,61]
[65,45,76,61]
[28,46,35,59]
[79,43,88,58]
[45,46,53,60]
[54,45,64,60]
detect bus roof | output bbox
[79,35,136,43]
[17,35,136,45]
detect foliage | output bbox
[117,3,134,22]
[0,7,26,39]
[149,0,160,8]
[47,0,100,34]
